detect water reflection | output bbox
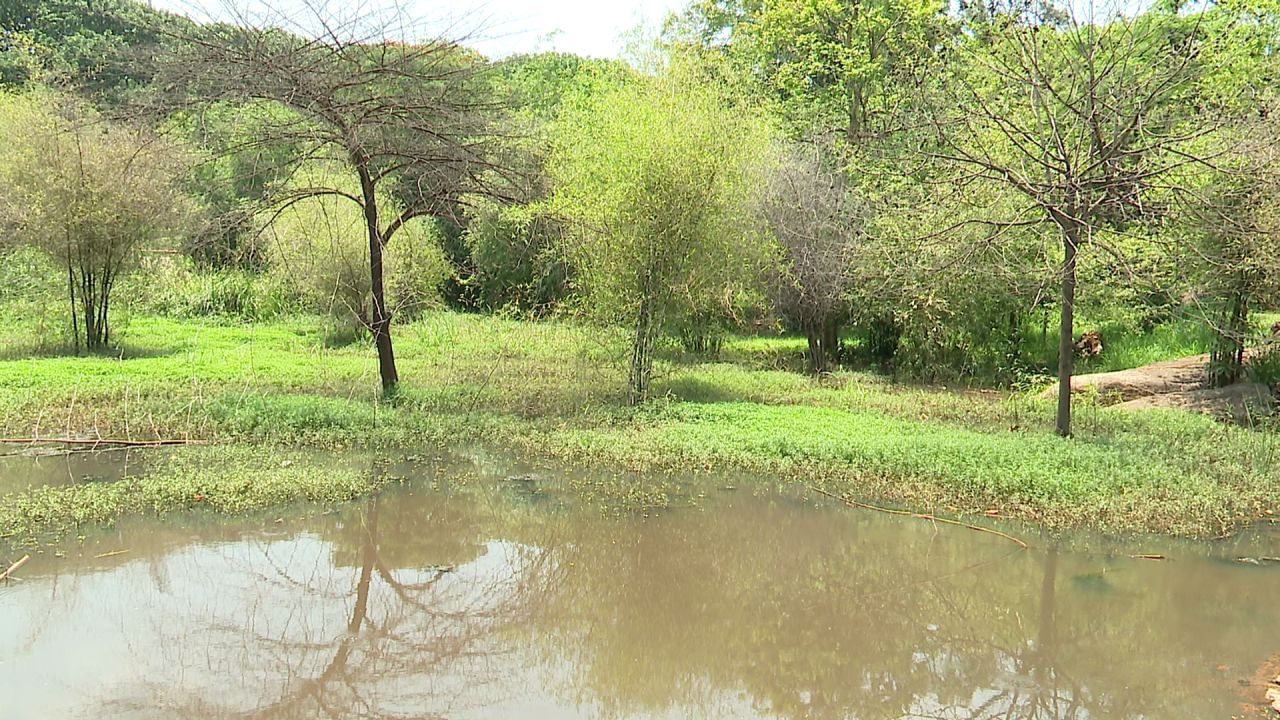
[0,448,149,493]
[2,470,1278,720]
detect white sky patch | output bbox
[143,0,687,59]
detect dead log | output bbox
[1,555,30,582]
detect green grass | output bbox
[1,310,1279,539]
[1017,317,1216,376]
[0,447,396,547]
[1023,312,1280,377]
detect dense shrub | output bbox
[127,255,294,321]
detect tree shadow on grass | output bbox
[654,375,786,405]
[0,342,183,362]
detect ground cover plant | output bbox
[2,311,1277,541]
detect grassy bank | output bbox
[0,447,398,546]
[2,311,1279,539]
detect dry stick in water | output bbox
[1,555,31,582]
[0,438,199,459]
[0,438,195,447]
[808,486,1029,550]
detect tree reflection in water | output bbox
[6,478,1279,720]
[104,493,565,719]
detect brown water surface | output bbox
[0,448,151,494]
[1,452,1278,719]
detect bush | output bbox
[0,245,67,354]
[126,254,294,321]
[0,89,193,349]
[1247,347,1280,387]
[462,199,570,315]
[0,245,60,306]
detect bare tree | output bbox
[155,1,504,393]
[758,142,867,372]
[932,2,1228,435]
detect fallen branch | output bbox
[94,550,129,559]
[0,438,201,458]
[0,437,196,447]
[808,486,1029,550]
[1,555,30,582]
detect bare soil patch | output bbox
[1042,354,1275,421]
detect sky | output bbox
[146,0,689,59]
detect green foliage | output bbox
[754,0,948,136]
[548,56,775,399]
[0,245,59,306]
[165,101,303,268]
[673,0,949,139]
[0,0,181,101]
[129,255,294,321]
[0,28,44,87]
[461,199,570,315]
[1247,347,1280,386]
[261,164,451,331]
[0,245,66,355]
[491,52,633,121]
[0,88,194,350]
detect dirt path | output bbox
[1041,354,1275,422]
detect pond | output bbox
[0,448,153,495]
[1,450,1278,719]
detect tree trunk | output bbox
[357,168,399,394]
[822,316,840,365]
[806,323,826,374]
[67,254,79,355]
[628,293,660,405]
[1056,225,1080,438]
[369,238,399,394]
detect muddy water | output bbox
[2,454,1279,720]
[0,448,151,494]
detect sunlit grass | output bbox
[0,447,392,546]
[1,310,1278,537]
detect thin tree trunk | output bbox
[99,253,116,348]
[99,284,111,347]
[80,267,98,350]
[1056,225,1080,438]
[629,292,659,405]
[67,253,79,355]
[357,167,399,394]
